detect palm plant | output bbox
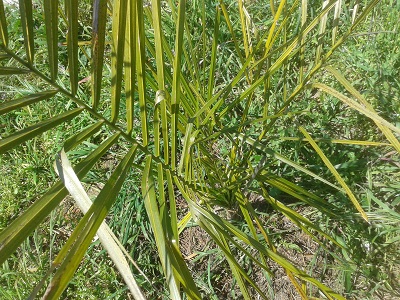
[0,0,399,298]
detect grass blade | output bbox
[124,0,136,135]
[237,133,343,191]
[279,137,390,146]
[332,0,342,44]
[315,0,329,64]
[150,0,169,161]
[312,82,400,135]
[207,7,220,101]
[141,155,181,299]
[299,126,368,222]
[178,180,345,299]
[171,0,186,170]
[219,0,244,65]
[135,0,149,145]
[261,174,340,218]
[238,0,251,60]
[325,66,400,153]
[264,0,287,55]
[151,0,165,90]
[260,187,344,250]
[203,226,254,299]
[63,121,104,151]
[166,169,179,240]
[300,0,307,81]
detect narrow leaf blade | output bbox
[0,133,121,265]
[43,0,59,80]
[65,0,79,95]
[0,108,83,154]
[299,126,368,221]
[91,0,107,110]
[18,0,35,64]
[0,90,58,115]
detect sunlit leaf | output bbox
[54,149,146,299]
[43,144,138,298]
[0,133,120,265]
[299,126,368,222]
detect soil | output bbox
[177,194,344,299]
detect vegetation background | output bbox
[0,0,399,299]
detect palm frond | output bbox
[0,0,397,298]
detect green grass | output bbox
[0,0,399,299]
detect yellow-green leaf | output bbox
[299,126,368,222]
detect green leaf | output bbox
[110,0,127,123]
[312,82,400,135]
[43,0,58,80]
[0,133,121,265]
[237,133,343,191]
[135,0,149,145]
[150,0,169,159]
[18,0,35,64]
[299,126,368,222]
[0,90,58,115]
[325,66,400,153]
[63,121,104,151]
[0,66,30,75]
[177,180,345,300]
[171,0,186,170]
[124,0,136,135]
[219,0,244,65]
[54,149,146,299]
[43,143,138,298]
[65,0,79,95]
[141,155,181,299]
[91,0,107,110]
[0,0,8,46]
[207,7,220,101]
[0,107,83,154]
[261,174,340,218]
